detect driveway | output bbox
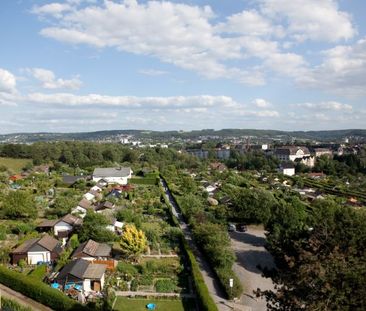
[230,226,275,311]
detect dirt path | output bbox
[230,226,275,311]
[0,283,53,311]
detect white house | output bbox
[92,167,133,185]
[278,163,295,176]
[275,146,311,162]
[83,192,95,201]
[72,199,93,218]
[11,234,62,265]
[38,214,82,245]
[106,220,124,234]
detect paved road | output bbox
[0,283,53,311]
[160,179,239,311]
[230,226,275,311]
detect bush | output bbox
[28,264,47,280]
[215,267,243,299]
[69,234,79,249]
[0,225,7,240]
[155,279,176,293]
[182,239,218,311]
[117,262,139,277]
[2,297,32,311]
[138,274,154,286]
[130,278,138,291]
[0,265,88,311]
[129,178,158,185]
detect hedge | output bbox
[162,175,243,300]
[1,297,32,311]
[0,265,89,311]
[215,267,243,299]
[129,177,158,185]
[181,239,218,311]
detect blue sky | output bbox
[0,0,365,133]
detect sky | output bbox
[0,0,365,133]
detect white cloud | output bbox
[216,9,284,37]
[27,68,82,90]
[31,3,72,18]
[26,92,239,109]
[259,0,356,42]
[28,0,361,95]
[253,98,271,108]
[298,38,366,96]
[0,68,16,93]
[138,69,168,76]
[295,101,353,111]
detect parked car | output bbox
[228,223,236,232]
[236,223,247,232]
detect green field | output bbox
[113,297,196,311]
[0,157,31,173]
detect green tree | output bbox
[79,212,117,243]
[264,199,366,311]
[1,191,37,219]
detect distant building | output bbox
[274,146,311,162]
[92,167,132,185]
[314,148,333,158]
[186,149,209,159]
[278,162,295,176]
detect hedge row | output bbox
[0,265,89,311]
[162,176,243,300]
[129,177,158,185]
[159,176,218,311]
[1,297,32,311]
[215,267,243,300]
[181,239,219,311]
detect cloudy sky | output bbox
[0,0,365,133]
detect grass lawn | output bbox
[0,157,31,173]
[113,297,196,311]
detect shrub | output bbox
[215,267,243,299]
[69,234,79,249]
[0,265,88,311]
[117,262,139,277]
[2,297,32,311]
[155,279,176,293]
[28,264,47,280]
[0,225,7,240]
[182,239,218,311]
[138,274,154,286]
[130,278,139,291]
[129,178,158,185]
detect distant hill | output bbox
[0,129,365,143]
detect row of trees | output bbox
[0,142,200,171]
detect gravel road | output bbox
[230,226,275,311]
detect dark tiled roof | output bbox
[57,259,107,281]
[93,167,131,178]
[37,219,58,228]
[57,258,89,280]
[62,175,85,185]
[83,263,107,279]
[78,198,92,209]
[61,214,83,226]
[73,240,111,258]
[12,234,60,254]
